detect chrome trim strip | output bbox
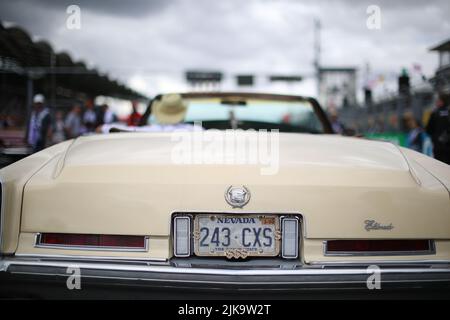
[323,240,436,257]
[18,254,450,269]
[173,216,191,257]
[1,257,450,276]
[14,253,168,263]
[34,233,150,252]
[308,259,450,266]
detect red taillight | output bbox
[38,233,147,250]
[326,240,433,254]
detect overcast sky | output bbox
[1,0,449,101]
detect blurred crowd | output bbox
[26,94,143,152]
[330,93,450,164]
[20,92,450,166]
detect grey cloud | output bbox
[10,0,173,17]
[0,0,449,97]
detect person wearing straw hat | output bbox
[99,94,201,133]
[152,93,188,125]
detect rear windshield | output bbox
[182,98,324,133]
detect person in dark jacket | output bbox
[26,94,52,152]
[426,93,450,164]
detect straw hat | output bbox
[153,94,188,125]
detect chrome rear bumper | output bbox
[1,256,450,291]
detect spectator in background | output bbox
[52,111,66,144]
[82,99,97,133]
[367,118,384,134]
[26,94,52,152]
[105,104,116,124]
[95,104,105,127]
[64,103,82,139]
[97,104,116,126]
[329,110,345,134]
[127,100,142,126]
[1,115,15,128]
[404,113,433,156]
[426,93,450,164]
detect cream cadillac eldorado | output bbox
[1,92,450,294]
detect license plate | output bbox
[194,214,280,259]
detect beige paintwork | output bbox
[0,141,72,253]
[1,132,450,262]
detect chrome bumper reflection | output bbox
[1,256,450,290]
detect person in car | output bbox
[99,94,202,133]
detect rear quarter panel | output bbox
[0,141,72,253]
